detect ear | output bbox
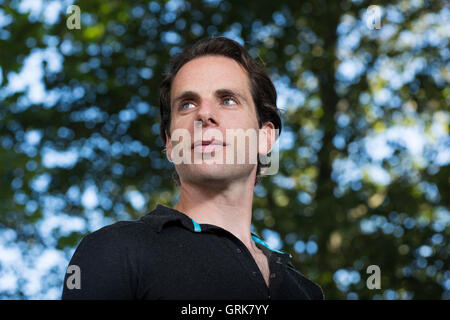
[165,130,173,162]
[258,121,276,155]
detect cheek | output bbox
[243,106,260,127]
[170,114,193,129]
[227,114,260,131]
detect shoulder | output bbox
[81,220,146,245]
[286,261,325,300]
[84,219,150,241]
[73,203,185,257]
[72,217,160,261]
[62,218,158,299]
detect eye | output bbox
[180,102,196,110]
[222,97,237,106]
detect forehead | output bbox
[171,55,251,98]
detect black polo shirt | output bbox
[62,204,324,300]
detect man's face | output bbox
[165,55,273,186]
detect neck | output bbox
[173,173,257,250]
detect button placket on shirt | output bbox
[234,244,262,283]
[195,223,289,298]
[265,252,289,299]
[213,228,271,296]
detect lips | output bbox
[191,139,227,153]
[191,139,227,149]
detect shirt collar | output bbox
[140,204,195,233]
[141,204,292,259]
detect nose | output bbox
[196,99,218,127]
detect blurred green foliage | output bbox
[0,0,448,299]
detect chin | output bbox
[178,163,255,185]
[190,164,230,180]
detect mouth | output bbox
[192,139,227,152]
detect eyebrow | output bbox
[172,88,250,109]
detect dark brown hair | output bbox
[159,36,282,186]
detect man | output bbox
[62,36,324,300]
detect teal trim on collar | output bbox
[191,219,202,232]
[251,233,293,259]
